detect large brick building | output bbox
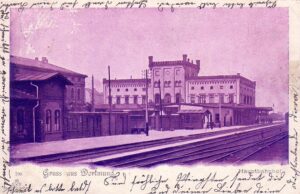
[103,54,256,106]
[10,56,87,143]
[10,55,142,144]
[103,54,270,128]
[10,56,87,111]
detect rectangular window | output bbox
[116,96,121,104]
[215,113,220,123]
[190,94,195,104]
[209,94,214,103]
[219,93,224,103]
[228,94,234,103]
[125,96,129,104]
[198,95,206,104]
[142,95,146,104]
[133,95,138,104]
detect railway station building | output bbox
[10,56,89,143]
[103,54,272,128]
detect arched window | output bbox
[164,93,171,104]
[54,110,61,131]
[46,109,52,132]
[77,88,80,101]
[16,109,24,133]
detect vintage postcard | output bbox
[1,0,300,193]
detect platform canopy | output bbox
[178,105,206,114]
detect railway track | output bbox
[91,124,287,167]
[14,123,278,164]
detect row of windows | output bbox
[154,68,182,76]
[241,95,255,105]
[68,116,101,131]
[15,109,61,134]
[189,80,236,85]
[153,80,182,88]
[45,109,61,132]
[111,84,146,88]
[241,86,255,93]
[190,94,235,104]
[115,88,146,92]
[109,95,147,104]
[191,85,234,90]
[154,93,173,104]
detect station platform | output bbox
[11,122,284,160]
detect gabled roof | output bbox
[13,71,73,85]
[103,78,150,84]
[10,55,87,77]
[187,74,255,84]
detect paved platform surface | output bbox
[11,123,283,159]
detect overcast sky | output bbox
[10,8,288,113]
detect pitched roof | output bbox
[187,74,255,83]
[10,55,87,77]
[103,78,150,84]
[13,71,73,85]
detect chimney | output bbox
[148,56,153,64]
[41,57,48,63]
[183,54,187,62]
[196,60,200,65]
[187,58,190,62]
[237,73,241,76]
[34,57,39,61]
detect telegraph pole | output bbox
[145,69,149,136]
[219,94,222,128]
[158,80,163,131]
[91,75,95,112]
[108,66,112,135]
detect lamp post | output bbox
[219,94,222,128]
[108,66,112,135]
[146,70,150,136]
[158,80,163,131]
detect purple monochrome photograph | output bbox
[9,8,289,167]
